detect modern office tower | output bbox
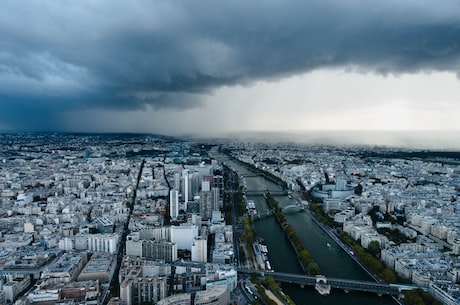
[174,172,181,190]
[199,190,213,219]
[170,189,179,219]
[191,236,207,263]
[190,171,199,198]
[181,170,189,207]
[213,175,224,200]
[212,187,220,211]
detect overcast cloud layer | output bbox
[1,0,460,131]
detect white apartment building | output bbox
[87,234,119,254]
[192,237,207,263]
[170,224,198,251]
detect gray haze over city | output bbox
[1,1,460,148]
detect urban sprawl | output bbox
[0,133,459,305]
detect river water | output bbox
[220,156,396,305]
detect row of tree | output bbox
[266,193,321,275]
[404,288,442,305]
[244,215,255,261]
[339,232,401,283]
[309,202,334,226]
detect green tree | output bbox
[404,288,442,305]
[381,268,397,283]
[299,250,312,263]
[368,241,380,257]
[265,276,279,292]
[307,262,321,275]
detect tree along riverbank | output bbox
[265,192,321,276]
[305,193,442,305]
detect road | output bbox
[104,158,145,304]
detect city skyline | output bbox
[1,1,460,146]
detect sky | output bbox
[1,0,460,145]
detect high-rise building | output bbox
[170,189,179,219]
[213,175,224,201]
[199,191,213,219]
[181,170,189,208]
[190,171,199,198]
[212,187,220,211]
[174,172,181,190]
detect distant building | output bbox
[87,233,119,254]
[77,253,116,283]
[142,240,178,263]
[74,233,89,250]
[156,286,229,305]
[97,216,114,233]
[312,179,354,200]
[199,191,212,219]
[120,267,167,305]
[195,285,229,305]
[58,280,99,303]
[156,293,190,305]
[24,222,35,233]
[3,276,31,304]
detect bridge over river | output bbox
[237,268,418,296]
[245,189,288,196]
[251,205,302,221]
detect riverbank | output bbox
[217,152,397,305]
[301,201,408,305]
[303,204,381,281]
[222,149,288,189]
[265,193,320,275]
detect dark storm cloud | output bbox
[1,0,460,129]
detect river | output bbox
[218,154,396,305]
